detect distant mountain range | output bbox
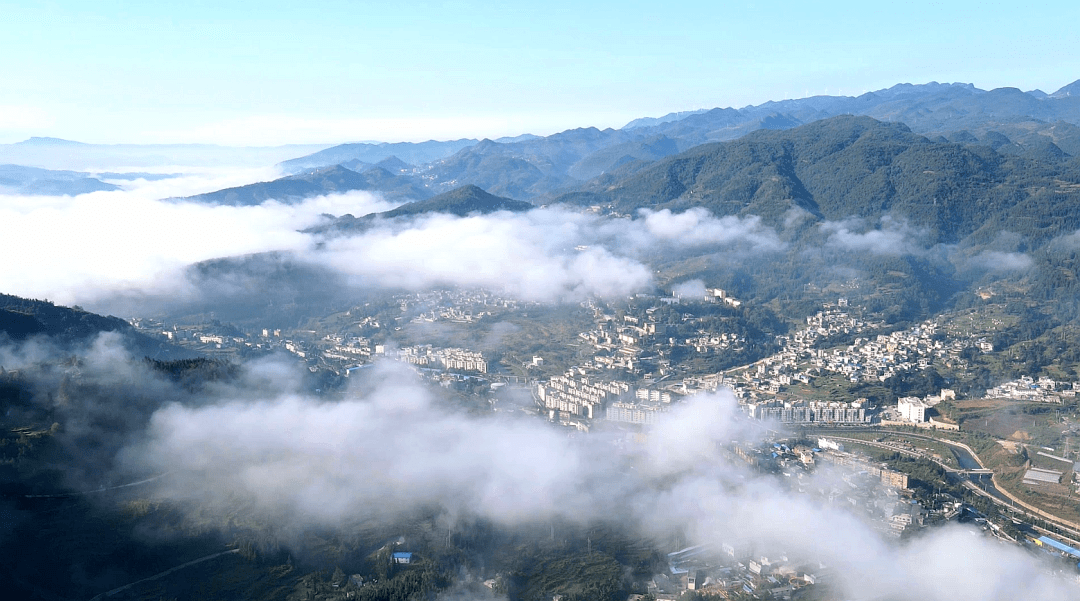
[553,115,1080,246]
[168,114,1080,331]
[278,139,478,173]
[0,164,120,195]
[72,105,1080,333]
[5,78,1079,206]
[570,115,1080,321]
[623,109,711,129]
[252,79,1080,203]
[181,164,433,205]
[15,136,89,146]
[0,139,334,171]
[0,163,188,195]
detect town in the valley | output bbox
[128,284,1080,596]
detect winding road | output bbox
[817,428,1080,546]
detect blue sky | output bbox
[1,0,1078,145]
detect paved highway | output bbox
[816,428,1080,545]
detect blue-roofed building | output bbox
[392,552,413,564]
[1035,536,1080,559]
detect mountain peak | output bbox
[16,136,87,146]
[378,184,533,218]
[374,155,414,172]
[1051,79,1080,98]
[302,184,533,237]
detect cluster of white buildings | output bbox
[536,373,631,420]
[579,314,657,350]
[985,376,1078,403]
[704,287,742,307]
[685,332,745,354]
[606,401,668,425]
[535,370,681,425]
[410,307,489,324]
[822,326,988,383]
[397,345,488,373]
[814,441,911,490]
[394,288,527,315]
[134,319,257,353]
[604,388,677,424]
[578,313,661,375]
[744,399,869,424]
[648,543,821,599]
[733,303,1002,399]
[321,335,375,362]
[283,340,309,358]
[577,294,750,379]
[352,316,381,330]
[730,303,884,391]
[666,286,743,307]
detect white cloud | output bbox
[1,164,790,306]
[671,279,707,299]
[0,171,397,305]
[115,358,1078,600]
[314,210,654,302]
[637,208,784,250]
[1052,228,1080,250]
[6,329,1074,599]
[309,206,783,302]
[967,250,1034,272]
[821,216,925,256]
[782,205,815,229]
[124,361,627,526]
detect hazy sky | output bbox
[1,0,1077,145]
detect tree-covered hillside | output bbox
[556,116,1080,245]
[305,184,533,236]
[0,294,191,358]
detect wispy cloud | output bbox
[965,250,1034,272]
[2,172,789,306]
[0,171,395,305]
[313,210,654,302]
[2,328,1075,600]
[820,216,926,256]
[637,208,784,250]
[107,354,1077,601]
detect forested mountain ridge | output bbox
[304,184,533,236]
[1,294,136,341]
[0,293,193,358]
[375,184,532,218]
[554,115,1080,246]
[278,138,478,173]
[256,80,1080,203]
